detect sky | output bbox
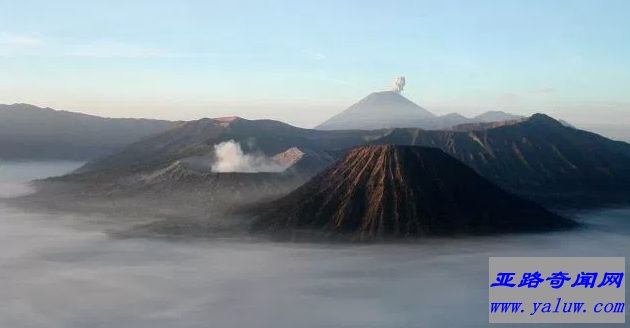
[1,0,629,128]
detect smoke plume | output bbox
[211,140,288,173]
[391,76,406,93]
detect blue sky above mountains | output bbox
[1,0,629,127]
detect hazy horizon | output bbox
[1,0,629,128]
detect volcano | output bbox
[316,91,435,130]
[253,145,575,239]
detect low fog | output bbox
[0,161,83,198]
[211,140,289,173]
[0,162,628,327]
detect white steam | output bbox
[211,140,287,173]
[391,76,406,93]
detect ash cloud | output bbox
[391,76,406,93]
[211,140,287,173]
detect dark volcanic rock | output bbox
[375,114,630,207]
[253,145,575,239]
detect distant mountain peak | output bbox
[527,113,565,126]
[351,91,429,112]
[214,116,244,123]
[362,90,413,100]
[474,110,524,123]
[483,110,510,115]
[529,113,555,120]
[442,112,469,119]
[2,103,54,112]
[316,91,435,130]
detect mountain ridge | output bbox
[0,103,178,161]
[46,113,630,209]
[374,113,630,206]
